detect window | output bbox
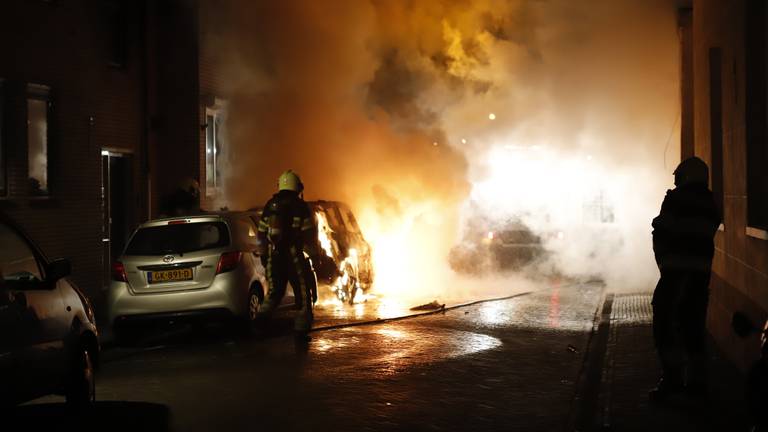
[339,207,361,233]
[746,0,768,230]
[27,84,50,196]
[709,48,724,217]
[105,0,127,68]
[124,222,231,256]
[205,103,227,196]
[322,207,343,231]
[0,79,5,196]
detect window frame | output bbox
[745,0,768,233]
[205,99,227,197]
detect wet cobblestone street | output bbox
[17,281,604,431]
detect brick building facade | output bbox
[0,0,224,309]
[679,0,768,369]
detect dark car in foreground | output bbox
[0,213,99,407]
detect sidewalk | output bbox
[597,293,750,431]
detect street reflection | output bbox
[308,324,502,376]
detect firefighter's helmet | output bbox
[278,170,304,192]
[674,157,709,187]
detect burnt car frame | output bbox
[248,200,374,304]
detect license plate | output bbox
[148,268,193,284]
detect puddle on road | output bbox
[308,324,502,377]
[314,296,416,323]
[458,283,601,332]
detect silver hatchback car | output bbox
[106,213,268,337]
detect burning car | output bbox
[248,201,374,304]
[449,218,553,274]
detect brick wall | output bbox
[688,0,768,370]
[198,0,226,211]
[0,0,146,304]
[149,0,201,217]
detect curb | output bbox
[566,290,613,432]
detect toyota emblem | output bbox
[162,255,175,263]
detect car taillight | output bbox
[112,261,128,282]
[216,252,242,274]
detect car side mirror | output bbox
[47,258,71,283]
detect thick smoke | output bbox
[205,0,681,300]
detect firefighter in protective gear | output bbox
[256,170,320,334]
[650,156,721,402]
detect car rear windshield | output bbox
[124,222,230,256]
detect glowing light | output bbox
[432,141,439,146]
[488,113,496,120]
[315,211,335,258]
[315,211,362,304]
[356,198,455,305]
[461,138,467,144]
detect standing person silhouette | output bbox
[649,156,721,402]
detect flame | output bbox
[356,198,459,305]
[315,211,364,304]
[315,211,335,258]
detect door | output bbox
[102,151,134,288]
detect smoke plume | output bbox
[204,0,681,300]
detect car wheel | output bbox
[336,262,358,305]
[66,346,95,406]
[248,285,264,321]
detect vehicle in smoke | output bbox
[312,201,374,304]
[448,218,554,274]
[248,200,374,305]
[0,212,99,407]
[106,212,269,342]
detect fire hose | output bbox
[309,290,538,333]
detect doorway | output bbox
[101,150,134,288]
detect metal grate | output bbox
[610,293,653,325]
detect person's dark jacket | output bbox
[652,183,720,272]
[257,190,320,258]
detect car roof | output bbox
[138,211,253,228]
[247,200,351,212]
